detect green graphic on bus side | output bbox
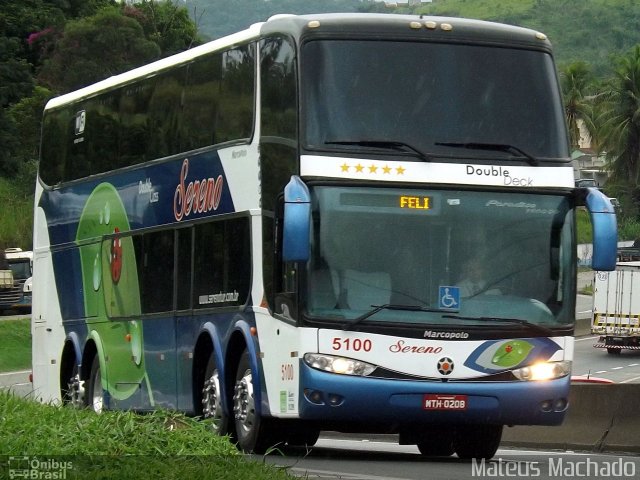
[491,340,534,368]
[76,182,152,403]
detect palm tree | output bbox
[559,61,593,150]
[599,45,640,184]
[594,45,640,219]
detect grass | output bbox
[0,320,291,479]
[0,392,292,479]
[579,284,594,295]
[0,318,31,372]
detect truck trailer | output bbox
[592,262,640,353]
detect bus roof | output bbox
[261,13,552,52]
[44,13,551,111]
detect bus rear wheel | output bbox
[233,350,279,453]
[62,363,84,408]
[453,425,502,460]
[202,353,229,435]
[85,355,104,414]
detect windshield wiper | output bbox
[442,314,554,336]
[343,304,444,330]
[325,140,432,162]
[435,142,539,166]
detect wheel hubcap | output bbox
[202,370,224,431]
[91,367,103,413]
[233,369,255,434]
[67,373,85,408]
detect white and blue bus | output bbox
[32,13,617,459]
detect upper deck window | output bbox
[302,40,568,161]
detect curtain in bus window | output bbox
[193,218,251,309]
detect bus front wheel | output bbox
[454,425,502,460]
[85,355,104,414]
[233,350,279,453]
[416,427,455,457]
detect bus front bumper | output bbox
[298,361,570,427]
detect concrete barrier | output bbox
[502,384,640,454]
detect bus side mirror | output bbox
[584,187,617,271]
[282,175,310,262]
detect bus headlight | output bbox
[304,353,376,376]
[512,361,571,381]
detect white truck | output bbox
[0,248,33,313]
[592,262,640,354]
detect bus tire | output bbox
[286,426,320,447]
[453,424,502,460]
[233,350,278,453]
[416,428,455,457]
[85,355,104,413]
[202,352,229,435]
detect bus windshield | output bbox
[305,186,575,328]
[302,40,568,161]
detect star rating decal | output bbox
[340,162,406,176]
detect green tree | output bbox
[0,37,35,176]
[598,45,640,217]
[125,1,202,56]
[559,61,593,150]
[38,8,161,93]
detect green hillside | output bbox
[189,0,640,75]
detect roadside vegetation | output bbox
[0,318,31,372]
[0,391,292,479]
[0,321,291,479]
[0,175,34,250]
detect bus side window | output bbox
[139,230,175,314]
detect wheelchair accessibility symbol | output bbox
[438,286,460,311]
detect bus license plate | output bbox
[423,394,467,411]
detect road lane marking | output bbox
[621,375,640,384]
[575,336,599,342]
[612,367,623,370]
[289,467,411,480]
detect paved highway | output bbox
[573,335,640,383]
[257,436,640,480]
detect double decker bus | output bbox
[32,13,618,459]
